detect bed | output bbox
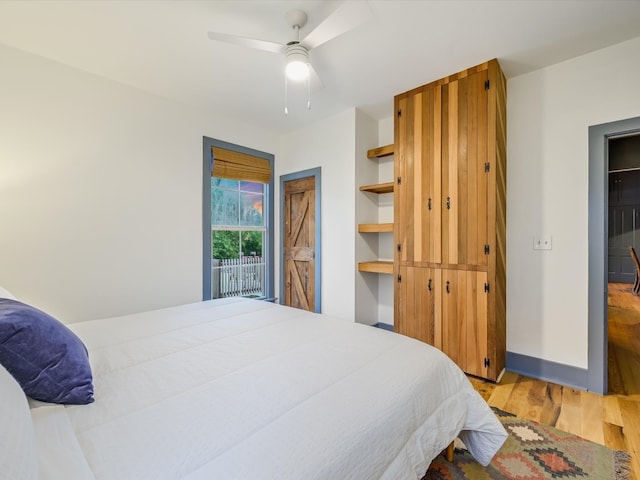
[0,292,507,480]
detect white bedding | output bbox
[32,297,506,480]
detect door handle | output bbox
[446,280,450,293]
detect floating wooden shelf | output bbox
[367,144,394,158]
[358,223,393,233]
[357,146,395,277]
[358,261,393,275]
[359,182,394,194]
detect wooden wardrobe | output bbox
[393,59,506,381]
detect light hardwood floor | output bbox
[467,282,639,479]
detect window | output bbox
[211,178,266,298]
[202,138,274,302]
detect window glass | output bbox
[241,231,263,257]
[240,191,263,226]
[212,178,238,189]
[211,179,266,300]
[211,187,239,226]
[212,230,240,259]
[239,181,263,193]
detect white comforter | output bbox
[31,298,506,480]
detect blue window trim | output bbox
[202,136,275,301]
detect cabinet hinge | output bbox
[397,109,402,118]
[484,244,490,255]
[484,79,490,90]
[484,282,490,293]
[484,357,490,368]
[397,274,402,283]
[484,162,490,172]
[397,176,402,185]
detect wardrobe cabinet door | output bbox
[440,269,488,376]
[440,269,467,368]
[441,69,489,267]
[394,94,412,266]
[420,86,443,265]
[464,271,489,378]
[395,266,440,346]
[395,86,442,266]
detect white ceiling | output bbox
[1,0,639,134]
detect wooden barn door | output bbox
[283,176,316,311]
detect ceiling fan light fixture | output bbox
[285,44,310,81]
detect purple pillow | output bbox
[0,299,94,405]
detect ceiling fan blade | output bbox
[302,0,372,49]
[207,31,283,54]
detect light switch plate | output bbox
[533,235,552,250]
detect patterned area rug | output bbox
[424,407,632,480]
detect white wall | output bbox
[354,109,380,325]
[0,43,278,323]
[277,109,357,320]
[507,35,640,369]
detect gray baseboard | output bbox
[374,322,394,332]
[506,351,589,391]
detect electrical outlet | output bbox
[533,235,552,250]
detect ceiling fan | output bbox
[207,1,372,112]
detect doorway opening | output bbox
[608,135,640,283]
[279,168,321,313]
[607,133,640,395]
[588,116,640,394]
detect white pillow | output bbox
[0,363,38,479]
[0,286,17,300]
